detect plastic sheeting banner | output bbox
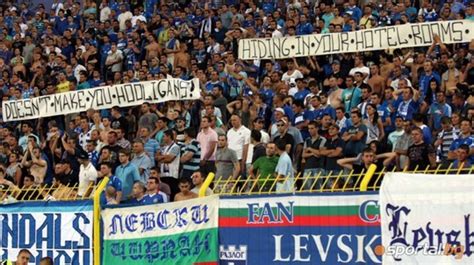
[380,173,474,264]
[219,193,381,264]
[0,200,93,264]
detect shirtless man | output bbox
[145,34,161,61]
[442,58,460,95]
[410,52,426,87]
[379,53,394,80]
[327,76,343,108]
[174,178,198,201]
[21,142,47,185]
[368,64,386,97]
[174,43,190,70]
[99,116,113,142]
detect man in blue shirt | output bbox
[448,119,474,163]
[452,144,473,170]
[99,162,123,205]
[429,91,452,132]
[143,176,164,205]
[115,149,141,202]
[394,87,420,121]
[129,182,146,205]
[346,0,362,23]
[294,78,310,102]
[418,61,441,103]
[296,14,313,35]
[274,138,295,193]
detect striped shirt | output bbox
[437,128,459,161]
[182,139,201,172]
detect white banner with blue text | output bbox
[0,200,93,264]
[380,173,474,264]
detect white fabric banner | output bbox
[102,195,219,240]
[238,20,474,60]
[380,172,474,264]
[0,201,93,264]
[2,78,200,122]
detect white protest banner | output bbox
[238,20,474,60]
[0,200,93,264]
[2,78,200,122]
[101,195,219,264]
[380,173,474,264]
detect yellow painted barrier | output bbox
[207,163,472,195]
[93,177,109,265]
[199,173,215,197]
[359,164,377,192]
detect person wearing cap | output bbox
[269,107,285,136]
[77,150,97,197]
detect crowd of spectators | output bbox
[0,0,473,203]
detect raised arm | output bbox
[337,156,358,170]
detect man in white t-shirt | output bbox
[77,151,98,197]
[349,55,370,82]
[282,59,303,84]
[227,114,251,175]
[117,4,133,31]
[99,1,111,22]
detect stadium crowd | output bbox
[0,0,472,205]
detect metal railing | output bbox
[0,182,98,202]
[204,163,474,196]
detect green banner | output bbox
[103,228,218,264]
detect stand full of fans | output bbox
[0,0,472,204]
